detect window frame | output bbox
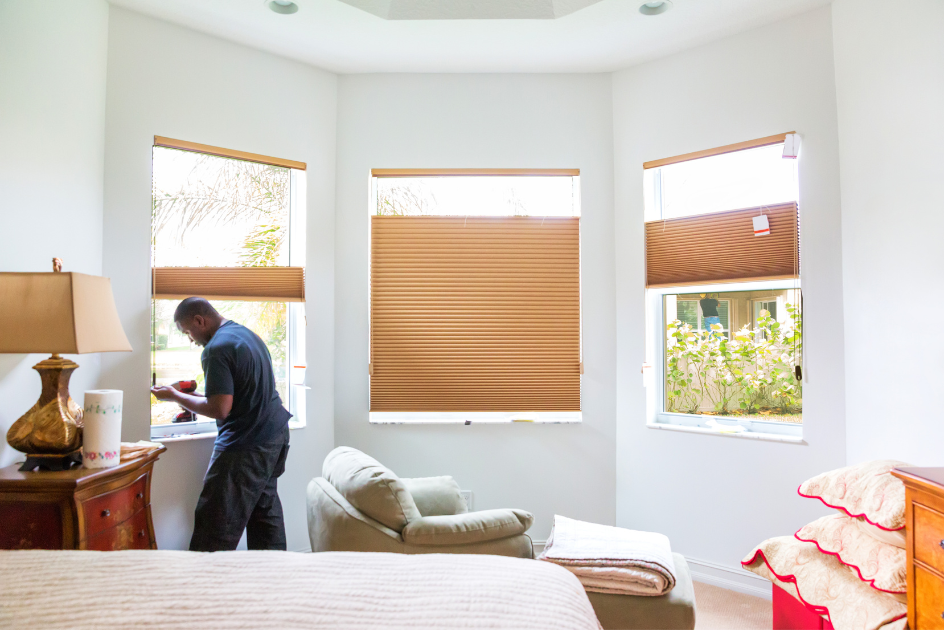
[647,280,803,441]
[367,169,583,425]
[149,143,307,440]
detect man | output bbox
[699,293,722,337]
[151,297,291,551]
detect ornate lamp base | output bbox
[6,355,84,460]
[19,450,83,472]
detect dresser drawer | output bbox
[82,474,148,538]
[0,502,63,549]
[84,508,152,551]
[915,503,944,576]
[916,564,944,629]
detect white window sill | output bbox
[647,421,805,444]
[369,412,582,425]
[152,418,306,443]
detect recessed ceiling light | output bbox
[269,0,299,14]
[639,1,672,16]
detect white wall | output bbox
[832,0,944,466]
[334,74,617,541]
[102,8,338,551]
[0,0,109,468]
[613,8,846,583]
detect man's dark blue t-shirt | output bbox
[201,320,291,450]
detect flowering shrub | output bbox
[665,304,802,418]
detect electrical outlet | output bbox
[460,490,473,511]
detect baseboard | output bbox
[532,539,546,556]
[685,556,772,600]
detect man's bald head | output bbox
[174,297,225,347]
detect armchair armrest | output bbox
[402,509,533,546]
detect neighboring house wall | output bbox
[102,8,338,551]
[0,0,109,468]
[333,73,617,543]
[612,7,846,593]
[831,0,944,466]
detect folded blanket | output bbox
[538,515,677,596]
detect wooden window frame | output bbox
[149,139,307,436]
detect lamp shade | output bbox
[0,272,132,354]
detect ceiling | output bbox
[107,0,831,74]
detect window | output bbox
[369,169,581,424]
[150,137,306,438]
[643,134,803,440]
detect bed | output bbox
[0,549,602,629]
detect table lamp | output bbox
[0,259,132,471]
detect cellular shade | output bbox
[152,267,305,302]
[370,215,581,412]
[645,202,799,288]
[0,272,132,354]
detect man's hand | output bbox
[150,386,180,402]
[151,386,232,421]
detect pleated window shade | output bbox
[645,202,799,288]
[370,215,581,412]
[152,267,305,302]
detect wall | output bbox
[0,0,110,468]
[831,0,944,466]
[334,74,617,541]
[612,8,846,590]
[102,8,338,551]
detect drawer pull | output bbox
[138,530,146,538]
[940,539,944,550]
[100,509,110,518]
[136,492,144,500]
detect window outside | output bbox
[663,288,802,424]
[375,175,579,217]
[644,143,798,220]
[150,147,295,427]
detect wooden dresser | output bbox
[0,446,165,551]
[892,467,944,630]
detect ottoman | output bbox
[585,553,697,630]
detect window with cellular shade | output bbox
[370,215,581,412]
[151,267,305,302]
[645,202,799,288]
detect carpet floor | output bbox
[694,581,772,630]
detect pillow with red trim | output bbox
[798,460,910,531]
[795,513,906,598]
[742,536,907,630]
[855,518,905,550]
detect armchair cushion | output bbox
[402,509,534,546]
[323,447,421,532]
[402,476,468,517]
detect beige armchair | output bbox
[307,447,534,558]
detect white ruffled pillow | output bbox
[795,514,906,598]
[798,460,910,531]
[742,536,907,630]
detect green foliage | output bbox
[665,304,803,418]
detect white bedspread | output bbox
[538,515,677,596]
[0,550,601,630]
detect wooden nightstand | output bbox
[892,467,944,630]
[0,445,165,550]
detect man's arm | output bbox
[151,387,233,420]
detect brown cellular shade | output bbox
[645,202,799,288]
[152,267,305,302]
[370,215,581,412]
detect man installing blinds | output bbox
[150,297,292,552]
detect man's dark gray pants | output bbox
[190,426,290,552]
